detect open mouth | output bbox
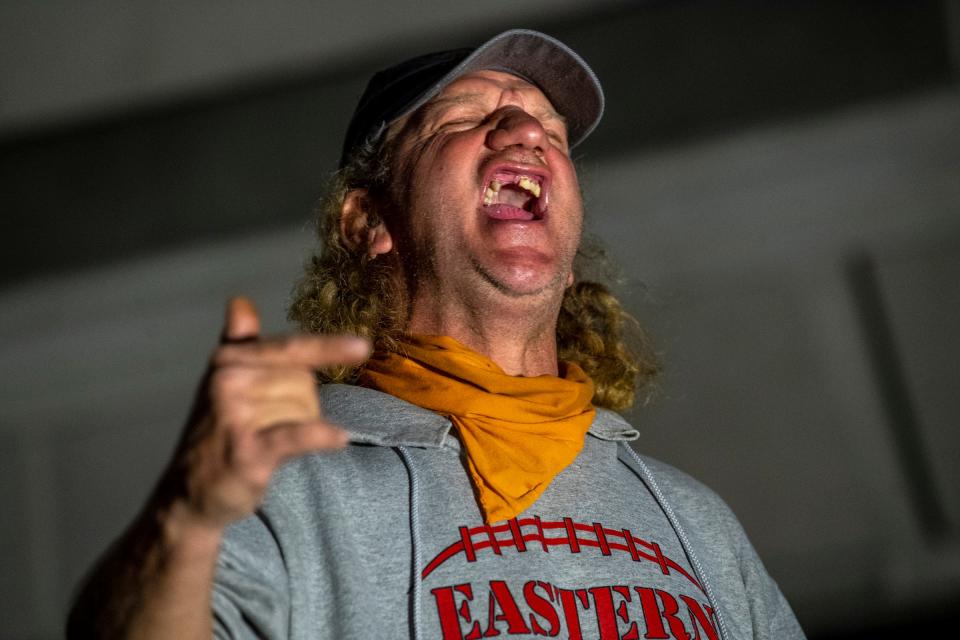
[480,169,547,221]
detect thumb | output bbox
[222,296,261,343]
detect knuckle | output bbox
[211,344,235,367]
[278,336,301,359]
[293,370,321,398]
[298,394,321,416]
[282,425,309,449]
[246,463,274,491]
[210,366,253,398]
[220,403,253,431]
[210,366,237,390]
[227,431,260,471]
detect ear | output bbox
[566,271,575,288]
[339,188,393,258]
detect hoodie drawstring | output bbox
[620,443,732,640]
[396,445,423,640]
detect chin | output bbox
[474,261,565,299]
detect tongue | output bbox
[485,203,535,221]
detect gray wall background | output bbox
[2,1,959,638]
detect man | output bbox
[69,30,804,639]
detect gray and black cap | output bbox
[339,29,605,167]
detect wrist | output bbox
[157,499,224,562]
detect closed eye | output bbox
[546,130,569,150]
[441,118,481,129]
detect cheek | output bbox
[564,163,583,198]
[548,153,582,200]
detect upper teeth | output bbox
[517,176,541,197]
[482,174,542,205]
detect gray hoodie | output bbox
[213,384,805,640]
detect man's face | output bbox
[386,70,584,311]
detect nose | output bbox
[485,107,547,155]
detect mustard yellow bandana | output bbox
[360,335,596,523]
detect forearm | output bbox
[67,298,359,638]
[67,498,222,640]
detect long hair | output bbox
[289,139,659,412]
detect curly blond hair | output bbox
[289,139,659,412]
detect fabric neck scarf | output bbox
[360,334,596,523]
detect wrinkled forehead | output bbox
[424,70,563,120]
[439,70,561,109]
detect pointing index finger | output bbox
[214,334,371,369]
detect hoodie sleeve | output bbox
[638,454,807,639]
[212,513,291,640]
[729,514,806,640]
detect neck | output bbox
[407,283,562,377]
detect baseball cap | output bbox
[339,29,605,167]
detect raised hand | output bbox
[163,296,370,529]
[66,297,370,639]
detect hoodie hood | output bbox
[319,383,639,448]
